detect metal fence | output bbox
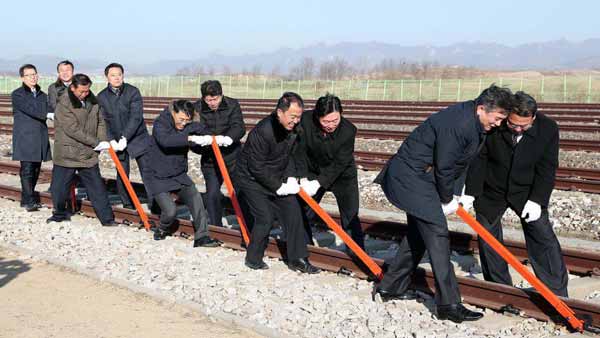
[2,74,599,103]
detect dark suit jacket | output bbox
[296,110,357,189]
[375,100,486,225]
[97,83,152,158]
[465,113,559,216]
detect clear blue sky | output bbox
[1,0,596,63]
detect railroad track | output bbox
[2,95,600,118]
[1,107,598,130]
[0,160,599,276]
[1,108,599,151]
[1,180,600,331]
[0,122,598,193]
[351,150,600,193]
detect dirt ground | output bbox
[0,248,263,338]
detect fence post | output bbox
[400,79,404,101]
[180,75,184,97]
[456,79,462,101]
[148,76,153,97]
[418,79,423,101]
[348,78,353,99]
[166,77,170,97]
[382,80,387,100]
[519,75,524,91]
[563,73,567,103]
[297,79,301,95]
[262,77,267,99]
[246,76,249,98]
[588,73,593,104]
[499,77,503,87]
[314,81,317,99]
[229,75,233,96]
[280,79,283,95]
[330,80,334,93]
[478,78,482,94]
[197,74,202,96]
[157,77,162,97]
[364,79,370,100]
[540,76,545,101]
[437,78,442,101]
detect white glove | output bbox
[46,113,54,121]
[215,135,234,147]
[458,195,475,212]
[118,136,127,150]
[190,135,213,146]
[521,200,542,223]
[441,198,459,216]
[109,139,120,151]
[276,177,300,196]
[93,141,111,152]
[300,178,320,196]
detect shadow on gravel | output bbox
[0,256,31,288]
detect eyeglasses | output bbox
[506,119,533,131]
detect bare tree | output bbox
[319,57,353,80]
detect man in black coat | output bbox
[296,94,365,249]
[462,91,568,297]
[193,80,245,227]
[146,100,220,248]
[47,60,74,116]
[374,85,514,323]
[11,64,52,211]
[97,63,153,209]
[235,92,320,274]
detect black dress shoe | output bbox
[245,259,269,270]
[24,204,39,212]
[46,215,66,223]
[288,258,321,274]
[436,303,483,323]
[101,221,119,227]
[153,228,169,240]
[372,287,418,302]
[193,237,221,247]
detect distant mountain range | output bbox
[2,39,599,75]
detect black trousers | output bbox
[50,164,114,224]
[154,184,209,241]
[19,161,41,207]
[239,187,309,264]
[201,164,230,227]
[476,200,569,297]
[304,175,365,249]
[377,213,461,306]
[115,152,151,207]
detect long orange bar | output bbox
[108,147,151,231]
[456,206,584,332]
[210,136,250,245]
[298,188,383,280]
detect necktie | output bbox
[512,134,519,147]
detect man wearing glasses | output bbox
[462,91,568,297]
[11,64,52,211]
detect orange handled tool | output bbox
[456,206,584,332]
[210,136,250,245]
[108,147,151,231]
[298,188,383,280]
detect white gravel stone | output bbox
[0,197,571,337]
